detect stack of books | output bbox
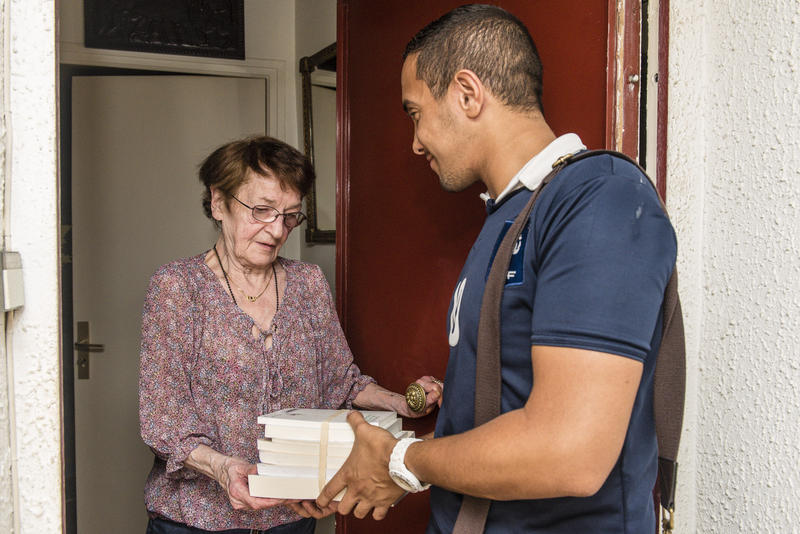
[248,408,414,499]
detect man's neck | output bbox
[480,113,556,198]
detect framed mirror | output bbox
[300,42,336,244]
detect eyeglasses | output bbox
[231,195,307,229]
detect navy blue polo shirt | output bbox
[428,153,677,534]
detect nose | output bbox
[262,216,287,236]
[412,134,425,156]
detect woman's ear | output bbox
[452,69,485,119]
[210,187,225,222]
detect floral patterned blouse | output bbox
[139,253,374,530]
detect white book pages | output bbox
[258,409,397,441]
[256,463,338,477]
[248,464,344,500]
[258,408,397,428]
[256,427,415,461]
[257,437,353,456]
[258,449,347,468]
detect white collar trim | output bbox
[480,133,587,204]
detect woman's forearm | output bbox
[353,378,442,418]
[185,444,229,482]
[352,383,406,413]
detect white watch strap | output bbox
[390,437,431,492]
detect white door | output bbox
[72,75,266,534]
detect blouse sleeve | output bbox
[138,265,217,479]
[309,266,375,409]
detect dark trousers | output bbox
[146,516,316,534]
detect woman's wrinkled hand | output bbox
[397,375,443,418]
[215,456,295,511]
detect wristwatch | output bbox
[389,438,431,493]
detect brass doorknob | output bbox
[405,382,426,414]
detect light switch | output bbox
[1,251,24,311]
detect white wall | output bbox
[0,2,15,530]
[668,0,800,531]
[6,0,61,532]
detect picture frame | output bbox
[300,43,337,244]
[84,0,245,60]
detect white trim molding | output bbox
[60,43,287,140]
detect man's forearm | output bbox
[403,346,640,501]
[403,408,591,500]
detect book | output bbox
[257,449,348,469]
[256,428,415,467]
[248,408,415,499]
[258,408,397,441]
[257,437,353,457]
[249,464,345,501]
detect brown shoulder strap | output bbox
[569,150,685,510]
[453,163,563,534]
[452,151,685,533]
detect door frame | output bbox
[57,46,284,533]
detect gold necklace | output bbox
[233,265,274,303]
[214,246,275,303]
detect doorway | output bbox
[60,67,267,534]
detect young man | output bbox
[293,5,676,533]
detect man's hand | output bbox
[316,411,407,520]
[287,499,338,519]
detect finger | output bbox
[287,502,311,518]
[234,485,284,510]
[298,500,319,518]
[346,410,368,431]
[353,499,373,520]
[417,377,443,396]
[317,469,347,509]
[415,377,433,391]
[228,478,251,505]
[297,499,331,519]
[230,501,248,511]
[321,500,339,515]
[247,496,286,510]
[334,489,357,517]
[372,505,392,521]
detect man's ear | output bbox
[452,69,485,119]
[210,187,225,222]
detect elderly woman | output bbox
[139,136,441,534]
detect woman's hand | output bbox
[186,445,292,511]
[214,456,290,510]
[353,379,443,419]
[397,375,443,418]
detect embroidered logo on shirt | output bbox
[448,277,467,347]
[487,221,529,286]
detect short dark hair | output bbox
[403,4,543,113]
[199,136,315,227]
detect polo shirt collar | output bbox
[480,133,586,207]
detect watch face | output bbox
[390,471,415,492]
